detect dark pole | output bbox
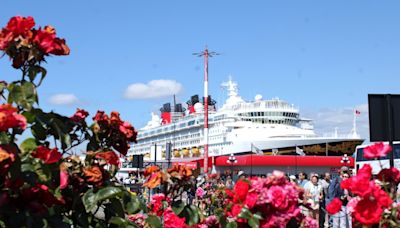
[386,94,395,168]
[250,152,253,177]
[154,143,157,167]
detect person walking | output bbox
[319,172,331,227]
[304,175,323,223]
[328,167,352,228]
[298,172,309,188]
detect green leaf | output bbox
[82,189,96,212]
[7,82,38,110]
[20,138,37,154]
[172,200,185,215]
[110,198,125,217]
[21,163,34,172]
[0,132,10,145]
[145,215,162,228]
[248,217,259,228]
[22,111,35,123]
[226,221,238,228]
[180,205,199,226]
[31,123,47,141]
[109,217,128,226]
[82,187,124,212]
[125,200,140,214]
[238,207,252,220]
[96,186,124,202]
[28,65,47,86]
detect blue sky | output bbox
[1,1,400,141]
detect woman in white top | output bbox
[305,175,323,223]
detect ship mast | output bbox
[194,47,219,173]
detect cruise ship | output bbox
[125,77,363,166]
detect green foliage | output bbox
[145,215,162,228]
[7,81,38,110]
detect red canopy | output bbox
[215,155,354,167]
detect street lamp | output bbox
[226,154,237,176]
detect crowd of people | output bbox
[123,167,358,228]
[190,168,353,228]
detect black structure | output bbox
[368,94,400,167]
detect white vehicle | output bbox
[354,142,400,174]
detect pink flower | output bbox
[60,171,69,189]
[70,108,89,122]
[164,207,186,228]
[363,142,391,159]
[267,185,288,210]
[301,216,318,228]
[196,187,205,197]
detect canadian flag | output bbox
[355,110,361,115]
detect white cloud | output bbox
[124,79,182,99]
[48,93,80,105]
[303,104,370,141]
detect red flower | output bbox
[0,104,27,131]
[164,207,187,228]
[110,111,122,126]
[377,167,400,184]
[245,192,258,209]
[230,204,243,217]
[326,198,342,215]
[93,110,109,124]
[60,171,69,190]
[83,166,103,184]
[341,164,373,197]
[0,146,16,174]
[119,121,137,142]
[6,16,35,37]
[150,193,167,216]
[21,183,64,213]
[32,26,57,54]
[50,37,70,55]
[95,151,120,166]
[353,197,384,225]
[363,142,391,159]
[267,185,289,210]
[32,146,62,164]
[0,29,13,50]
[70,108,89,122]
[233,180,249,203]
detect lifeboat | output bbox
[173,149,180,158]
[182,148,190,157]
[191,147,200,157]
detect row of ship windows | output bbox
[238,112,299,118]
[242,118,297,125]
[139,115,228,137]
[137,133,202,145]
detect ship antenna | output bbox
[193,46,220,174]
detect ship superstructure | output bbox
[127,77,363,163]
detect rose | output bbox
[95,151,120,166]
[233,180,249,203]
[326,198,342,215]
[0,104,27,131]
[377,167,400,184]
[83,166,103,184]
[164,207,187,228]
[5,16,35,37]
[267,185,289,210]
[31,146,62,164]
[70,108,89,122]
[363,142,391,159]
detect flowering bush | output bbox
[0,16,145,227]
[326,142,400,227]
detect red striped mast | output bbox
[194,47,219,173]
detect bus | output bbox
[354,142,400,175]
